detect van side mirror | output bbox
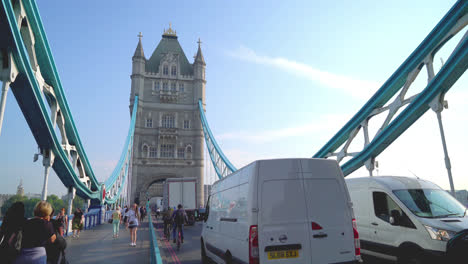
[204,206,209,222]
[390,210,401,225]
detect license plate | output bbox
[267,250,299,260]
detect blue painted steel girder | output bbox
[314,0,468,161]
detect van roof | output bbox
[346,176,441,191]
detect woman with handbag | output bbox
[125,203,139,247]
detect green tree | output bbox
[47,195,66,215]
[24,198,40,218]
[1,195,26,216]
[72,196,85,213]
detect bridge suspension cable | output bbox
[199,99,236,179]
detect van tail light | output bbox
[312,222,323,230]
[352,218,361,260]
[249,225,259,264]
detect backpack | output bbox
[0,229,22,261]
[175,210,185,225]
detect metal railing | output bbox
[147,203,163,264]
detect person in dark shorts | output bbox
[71,208,84,238]
[125,203,140,247]
[13,201,56,264]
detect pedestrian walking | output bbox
[71,208,84,238]
[13,201,56,264]
[55,208,68,237]
[122,206,129,226]
[112,207,121,238]
[46,216,67,264]
[0,202,26,264]
[125,203,140,247]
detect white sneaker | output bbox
[133,243,136,247]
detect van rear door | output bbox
[258,160,312,263]
[302,160,356,263]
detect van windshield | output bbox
[393,189,466,218]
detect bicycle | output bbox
[176,225,183,251]
[164,221,171,241]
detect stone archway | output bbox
[138,174,176,206]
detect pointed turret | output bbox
[131,32,146,105]
[194,38,205,65]
[133,32,145,58]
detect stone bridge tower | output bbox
[128,26,205,207]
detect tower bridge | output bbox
[0,0,467,263]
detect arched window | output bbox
[185,145,193,159]
[171,66,177,76]
[162,115,175,128]
[142,145,149,158]
[163,65,169,75]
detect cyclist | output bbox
[162,207,173,239]
[171,204,188,244]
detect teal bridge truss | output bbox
[0,0,467,206]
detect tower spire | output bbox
[194,38,205,65]
[133,32,145,58]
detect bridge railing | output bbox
[63,209,103,236]
[147,203,163,264]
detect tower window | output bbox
[179,83,184,92]
[160,144,175,158]
[171,66,177,76]
[171,82,176,92]
[149,147,157,158]
[162,115,175,128]
[146,119,153,128]
[178,148,185,159]
[163,82,168,91]
[163,65,169,75]
[183,120,190,129]
[142,145,148,158]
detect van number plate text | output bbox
[267,250,299,260]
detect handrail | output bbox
[147,203,163,264]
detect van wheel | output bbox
[201,239,209,264]
[398,248,425,264]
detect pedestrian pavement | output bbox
[66,218,151,264]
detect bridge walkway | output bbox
[66,218,151,264]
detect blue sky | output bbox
[1,0,467,197]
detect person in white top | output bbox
[125,203,140,247]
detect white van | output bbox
[346,176,468,263]
[201,158,361,264]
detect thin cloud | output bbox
[218,114,350,144]
[227,46,380,99]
